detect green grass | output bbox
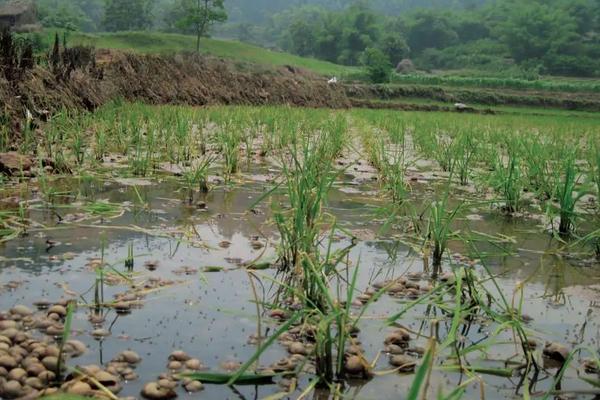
[391,73,600,93]
[56,30,359,77]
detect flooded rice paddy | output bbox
[0,105,599,400]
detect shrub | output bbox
[360,47,392,84]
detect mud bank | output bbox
[0,51,350,138]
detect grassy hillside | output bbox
[57,31,359,77]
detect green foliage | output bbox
[405,10,458,54]
[103,0,155,32]
[169,0,227,51]
[275,4,381,66]
[36,0,104,31]
[61,30,359,77]
[361,47,392,83]
[264,0,600,77]
[379,33,410,65]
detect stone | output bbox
[389,355,416,372]
[0,153,33,176]
[543,342,570,362]
[141,382,177,400]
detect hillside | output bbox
[59,31,359,78]
[225,0,490,23]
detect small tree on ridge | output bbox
[176,0,228,52]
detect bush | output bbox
[360,47,392,84]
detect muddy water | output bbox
[1,172,599,400]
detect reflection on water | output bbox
[0,175,599,399]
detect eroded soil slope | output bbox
[0,51,350,140]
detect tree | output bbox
[283,19,318,57]
[37,0,104,32]
[496,2,577,63]
[379,34,410,65]
[103,0,155,32]
[174,0,228,52]
[360,47,391,83]
[405,11,458,54]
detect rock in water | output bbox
[543,342,570,362]
[0,152,33,176]
[389,354,417,372]
[141,382,177,400]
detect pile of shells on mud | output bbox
[0,302,142,399]
[140,350,206,399]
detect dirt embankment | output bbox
[0,51,350,137]
[345,84,600,112]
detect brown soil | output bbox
[0,50,350,144]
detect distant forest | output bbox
[4,0,599,77]
[224,0,489,23]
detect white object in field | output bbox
[454,103,468,110]
[25,108,33,124]
[328,77,338,84]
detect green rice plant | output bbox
[94,128,108,162]
[174,112,192,163]
[70,129,85,166]
[17,201,28,235]
[271,133,338,274]
[588,139,600,199]
[0,124,9,152]
[577,229,600,260]
[56,301,75,380]
[489,149,524,214]
[426,195,461,276]
[36,160,59,204]
[357,114,408,204]
[521,134,559,199]
[452,130,478,185]
[129,125,157,176]
[0,211,20,242]
[19,120,36,155]
[181,156,213,204]
[93,265,104,314]
[125,242,134,271]
[216,123,241,180]
[553,154,586,235]
[379,135,408,204]
[83,201,123,220]
[434,132,455,173]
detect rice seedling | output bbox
[521,134,559,200]
[0,211,21,242]
[553,154,586,235]
[425,195,461,276]
[434,132,455,173]
[489,148,524,214]
[0,124,9,152]
[577,229,600,260]
[216,123,241,180]
[589,139,600,198]
[129,124,157,177]
[356,113,409,204]
[452,130,478,185]
[270,131,338,275]
[93,128,108,162]
[70,129,86,166]
[181,156,213,204]
[56,301,75,380]
[125,242,134,271]
[84,201,124,220]
[174,112,192,163]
